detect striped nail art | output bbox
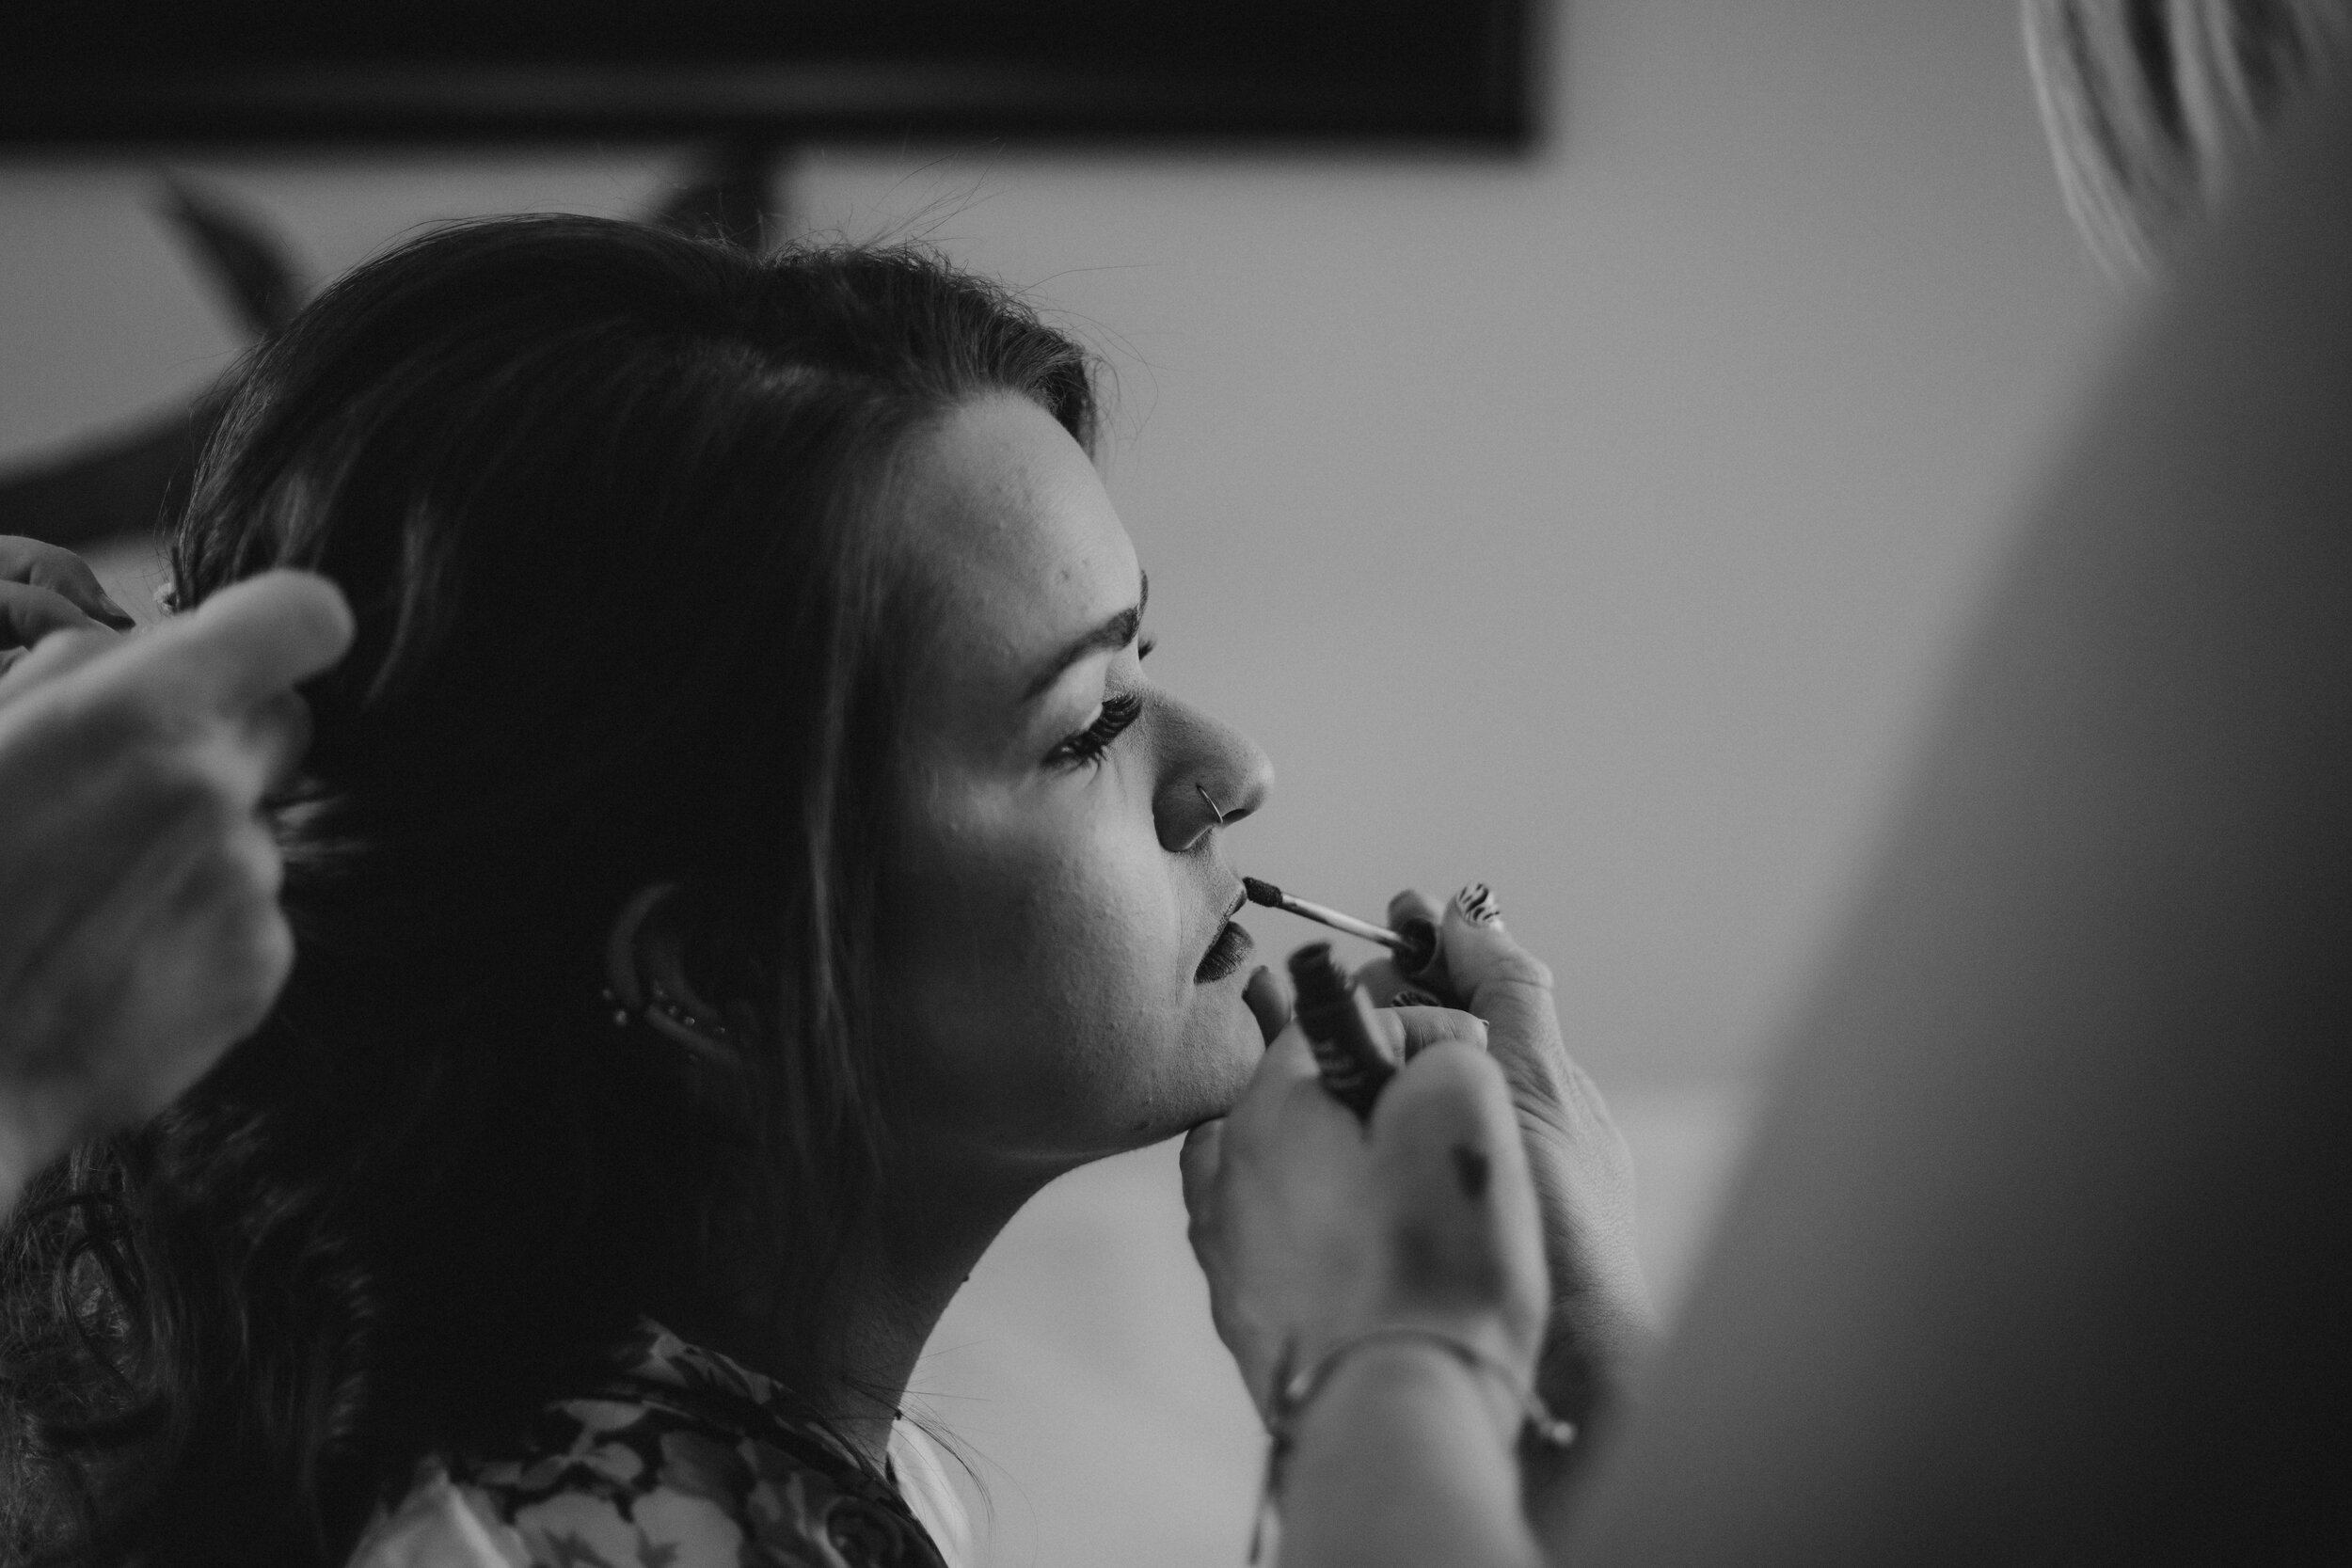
[1387,988,1444,1008]
[1455,882,1502,926]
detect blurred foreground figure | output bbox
[2025,0,2348,273]
[1558,24,2352,1566]
[0,566,351,1210]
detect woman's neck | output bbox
[656,1149,1054,1470]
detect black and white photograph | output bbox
[2,4,2346,1564]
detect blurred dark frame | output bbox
[5,1,1538,149]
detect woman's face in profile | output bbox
[878,394,1273,1171]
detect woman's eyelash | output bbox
[1049,690,1144,768]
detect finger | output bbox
[0,536,135,628]
[1381,1049,1544,1272]
[1354,952,1405,1003]
[1277,1063,1382,1155]
[1386,887,1443,943]
[132,826,293,1112]
[0,579,103,652]
[1384,887,1446,982]
[1243,964,1291,1044]
[1179,1119,1226,1217]
[104,571,354,716]
[1388,1004,1488,1062]
[1225,1022,1323,1143]
[1370,1041,1549,1338]
[238,689,315,796]
[1438,881,1559,1044]
[1375,1040,1527,1179]
[0,625,118,707]
[1356,953,1463,1009]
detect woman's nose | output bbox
[1156,699,1275,853]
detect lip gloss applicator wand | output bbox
[1241,876,1438,974]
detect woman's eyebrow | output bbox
[1022,571,1149,702]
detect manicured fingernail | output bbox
[1387,988,1444,1008]
[1455,883,1502,926]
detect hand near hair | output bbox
[0,563,352,1207]
[0,536,136,685]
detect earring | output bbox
[647,981,733,1043]
[601,983,732,1041]
[1197,783,1229,827]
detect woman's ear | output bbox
[604,880,739,1068]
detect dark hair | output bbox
[0,214,1095,1565]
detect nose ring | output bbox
[1196,783,1228,827]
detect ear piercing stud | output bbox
[652,982,732,1041]
[600,983,732,1042]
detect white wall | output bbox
[0,4,2134,1564]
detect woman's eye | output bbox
[1047,690,1144,769]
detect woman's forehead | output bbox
[893,395,1142,701]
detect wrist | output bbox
[1536,1285,1659,1425]
[1267,1327,1559,1568]
[1344,1302,1536,1386]
[1299,1335,1522,1452]
[1274,1319,1571,1454]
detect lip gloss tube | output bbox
[1286,942,1400,1118]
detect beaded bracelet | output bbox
[1248,1326,1576,1562]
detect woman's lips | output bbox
[1194,920,1255,984]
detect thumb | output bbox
[1436,883,1560,1061]
[115,571,354,715]
[1243,964,1292,1044]
[1179,1118,1226,1221]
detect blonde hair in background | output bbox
[2023,0,2350,272]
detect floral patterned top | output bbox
[346,1323,968,1568]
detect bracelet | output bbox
[1248,1326,1575,1563]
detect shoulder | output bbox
[345,1328,946,1568]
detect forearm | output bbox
[1277,1343,1549,1568]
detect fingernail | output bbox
[1394,916,1438,974]
[1455,883,1502,926]
[1387,988,1444,1008]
